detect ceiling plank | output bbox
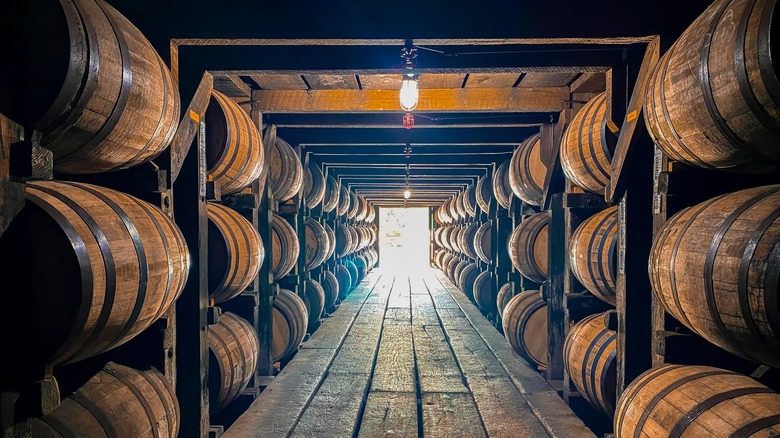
[569,72,607,93]
[418,73,465,89]
[304,74,360,89]
[464,73,521,88]
[517,72,578,88]
[251,87,568,113]
[250,74,309,89]
[359,74,402,90]
[213,75,251,97]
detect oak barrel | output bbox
[303,160,326,209]
[458,263,480,302]
[492,160,513,209]
[569,206,618,306]
[347,191,360,219]
[271,213,299,281]
[473,270,496,316]
[560,92,617,194]
[337,185,351,216]
[304,279,326,333]
[322,270,340,313]
[206,90,264,195]
[272,289,308,363]
[324,223,337,259]
[208,312,259,413]
[644,0,780,173]
[207,203,263,304]
[476,175,493,214]
[335,264,353,300]
[335,223,353,257]
[458,223,480,260]
[268,137,303,202]
[0,0,180,174]
[649,185,780,367]
[496,283,514,318]
[615,365,780,437]
[344,259,360,289]
[502,290,548,368]
[508,212,549,283]
[304,218,330,270]
[564,313,616,417]
[474,221,492,263]
[31,362,179,437]
[321,176,340,213]
[451,260,470,286]
[464,183,477,217]
[509,133,547,206]
[0,181,188,366]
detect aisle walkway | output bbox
[225,269,593,438]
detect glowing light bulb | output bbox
[404,189,411,199]
[400,74,419,111]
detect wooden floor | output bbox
[225,269,594,438]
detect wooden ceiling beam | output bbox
[251,87,568,113]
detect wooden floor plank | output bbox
[330,312,384,375]
[290,372,371,437]
[223,349,332,438]
[371,324,415,392]
[433,272,596,438]
[446,330,508,378]
[409,276,429,295]
[412,324,468,394]
[358,391,419,438]
[384,307,411,323]
[422,393,487,438]
[411,294,440,326]
[467,375,549,438]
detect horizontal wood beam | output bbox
[280,126,536,145]
[251,88,568,113]
[268,112,554,128]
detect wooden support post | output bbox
[547,194,566,384]
[174,121,210,437]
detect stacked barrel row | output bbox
[0,0,195,434]
[615,0,780,435]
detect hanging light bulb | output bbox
[400,74,419,111]
[404,189,411,199]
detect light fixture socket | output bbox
[400,74,419,111]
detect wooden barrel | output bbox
[354,254,368,280]
[207,203,263,304]
[458,263,480,302]
[440,227,452,251]
[474,221,492,263]
[337,185,351,216]
[321,176,340,213]
[268,137,303,202]
[496,283,514,318]
[208,312,259,413]
[348,226,361,253]
[456,191,468,220]
[322,270,340,313]
[344,259,360,289]
[0,181,188,366]
[569,206,618,306]
[476,175,493,214]
[615,364,780,437]
[336,223,353,257]
[304,218,330,271]
[439,200,453,224]
[563,313,616,417]
[508,212,549,283]
[433,227,446,248]
[560,92,617,194]
[473,270,496,315]
[324,223,336,259]
[272,289,308,363]
[304,279,325,333]
[32,362,179,437]
[650,185,780,367]
[271,213,299,281]
[356,195,369,222]
[206,91,264,195]
[458,223,480,260]
[303,160,326,209]
[464,183,477,217]
[0,0,180,174]
[366,203,376,223]
[452,260,470,287]
[509,133,547,206]
[335,264,352,300]
[347,191,360,219]
[439,252,455,273]
[644,0,780,174]
[502,291,547,368]
[492,160,513,210]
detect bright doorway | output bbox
[378,207,430,272]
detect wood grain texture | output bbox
[413,324,469,394]
[208,312,259,413]
[563,313,616,417]
[207,203,263,303]
[290,372,370,437]
[358,391,418,438]
[508,212,549,283]
[569,206,618,306]
[421,393,486,438]
[372,324,415,392]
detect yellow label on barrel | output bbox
[626,109,638,122]
[189,110,200,123]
